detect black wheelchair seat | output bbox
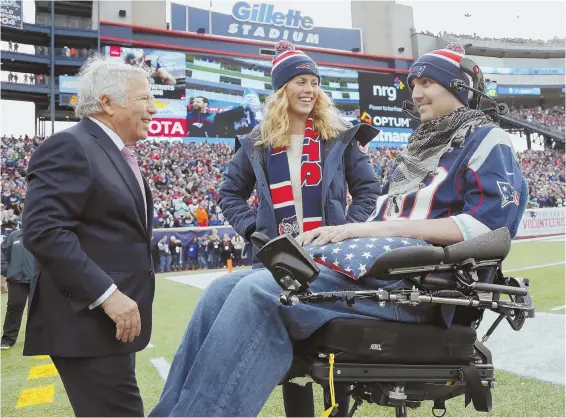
[294,318,477,365]
[286,318,495,417]
[252,229,533,417]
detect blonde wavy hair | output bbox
[251,85,350,148]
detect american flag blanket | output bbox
[304,236,431,280]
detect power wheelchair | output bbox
[251,228,534,417]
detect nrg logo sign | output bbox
[372,77,405,102]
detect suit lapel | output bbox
[81,119,148,237]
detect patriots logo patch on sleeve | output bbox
[497,181,520,208]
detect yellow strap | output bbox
[320,353,339,418]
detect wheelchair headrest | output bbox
[443,228,511,264]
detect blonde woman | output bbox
[150,41,383,417]
[219,40,379,252]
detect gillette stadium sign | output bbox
[171,2,362,52]
[233,2,314,30]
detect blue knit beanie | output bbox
[271,40,320,91]
[407,42,470,106]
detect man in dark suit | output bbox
[22,56,157,417]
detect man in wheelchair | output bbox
[150,43,533,417]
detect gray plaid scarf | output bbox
[386,107,491,216]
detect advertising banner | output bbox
[147,118,188,137]
[516,208,565,238]
[497,86,541,96]
[1,0,23,29]
[358,71,415,148]
[171,2,362,52]
[481,66,565,76]
[105,46,188,137]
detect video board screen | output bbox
[105,46,188,137]
[103,44,418,148]
[185,54,361,140]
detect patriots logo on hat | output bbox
[297,62,319,76]
[410,65,426,78]
[497,181,520,208]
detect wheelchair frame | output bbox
[252,230,535,417]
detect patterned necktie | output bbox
[121,146,147,224]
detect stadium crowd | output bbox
[508,105,565,132]
[520,148,565,208]
[3,132,564,230]
[2,130,564,271]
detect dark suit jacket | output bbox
[22,118,155,358]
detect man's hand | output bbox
[296,224,375,247]
[100,289,141,343]
[1,275,7,294]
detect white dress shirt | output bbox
[86,117,126,310]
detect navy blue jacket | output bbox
[219,123,381,251]
[22,118,155,358]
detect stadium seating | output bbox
[2,127,564,232]
[509,106,565,133]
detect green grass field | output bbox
[1,240,564,417]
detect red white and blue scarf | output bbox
[268,116,323,237]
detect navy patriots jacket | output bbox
[370,124,525,240]
[219,123,381,253]
[304,123,527,327]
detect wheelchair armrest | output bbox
[366,246,445,280]
[443,228,511,264]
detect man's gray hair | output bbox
[74,54,152,119]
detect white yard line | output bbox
[513,235,565,244]
[150,357,171,381]
[477,311,565,385]
[550,305,566,312]
[505,261,565,273]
